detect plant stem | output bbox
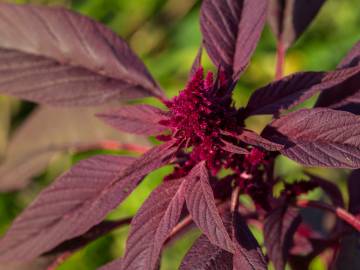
[231,186,241,213]
[76,140,150,154]
[296,200,360,232]
[275,40,286,80]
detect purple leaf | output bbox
[221,139,249,155]
[0,142,175,261]
[0,106,150,192]
[179,234,233,270]
[264,108,360,168]
[0,3,163,106]
[348,170,360,215]
[339,40,360,68]
[0,257,55,270]
[315,74,360,114]
[185,162,235,253]
[246,66,360,116]
[308,174,344,207]
[264,206,301,270]
[268,0,326,49]
[224,130,283,151]
[200,0,267,79]
[103,178,186,270]
[232,212,267,270]
[332,232,360,270]
[97,104,169,136]
[316,41,360,114]
[46,218,131,256]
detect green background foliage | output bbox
[0,0,359,269]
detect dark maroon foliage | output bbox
[0,1,359,270]
[268,0,326,49]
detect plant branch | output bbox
[296,200,360,232]
[166,215,193,244]
[75,140,150,154]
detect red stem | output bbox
[76,140,150,154]
[275,40,286,80]
[296,200,360,232]
[231,186,241,213]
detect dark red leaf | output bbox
[289,229,335,270]
[246,66,360,116]
[224,130,283,151]
[264,206,301,270]
[200,0,267,79]
[185,162,235,253]
[46,218,132,256]
[0,257,55,270]
[97,104,169,136]
[339,40,360,68]
[232,213,267,270]
[0,106,150,192]
[180,210,265,270]
[0,3,163,106]
[332,232,360,270]
[221,139,249,155]
[310,175,344,207]
[315,74,360,114]
[0,142,175,261]
[264,108,360,168]
[348,170,360,215]
[268,0,326,49]
[179,234,233,270]
[103,178,186,270]
[316,41,360,114]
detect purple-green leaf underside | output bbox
[264,108,360,168]
[103,178,186,270]
[185,162,235,253]
[0,3,163,106]
[200,0,267,80]
[97,104,169,136]
[246,66,360,116]
[268,0,326,49]
[264,206,301,270]
[0,142,175,262]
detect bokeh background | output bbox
[0,0,359,269]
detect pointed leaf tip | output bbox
[264,206,301,270]
[97,104,169,136]
[185,162,235,253]
[264,108,360,168]
[0,142,176,262]
[0,3,164,106]
[200,0,267,80]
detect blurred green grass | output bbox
[1,0,360,269]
